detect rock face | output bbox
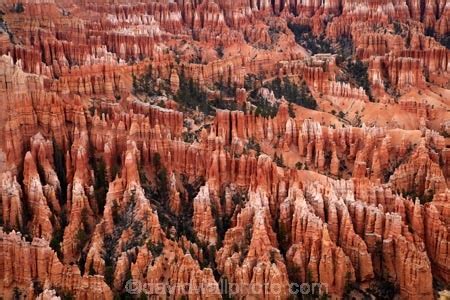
[0,0,448,299]
[0,230,112,299]
[192,184,218,245]
[22,151,54,240]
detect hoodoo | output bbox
[0,0,448,299]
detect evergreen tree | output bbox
[93,157,108,213]
[53,139,67,204]
[175,70,212,114]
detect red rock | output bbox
[0,229,112,299]
[0,1,448,299]
[193,184,218,245]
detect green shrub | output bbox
[132,65,166,97]
[182,131,198,143]
[11,3,24,13]
[53,140,67,204]
[33,280,43,295]
[368,279,399,300]
[93,157,108,213]
[393,21,403,35]
[288,23,332,54]
[274,153,285,167]
[267,77,317,110]
[438,33,450,49]
[104,266,115,287]
[244,74,261,91]
[147,241,164,258]
[335,36,354,61]
[254,99,278,118]
[420,190,434,204]
[156,167,169,201]
[152,152,162,170]
[245,138,261,156]
[340,59,373,101]
[216,44,224,58]
[76,228,89,253]
[175,70,213,114]
[50,229,63,258]
[424,27,436,37]
[269,250,277,263]
[288,103,296,118]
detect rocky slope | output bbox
[0,0,449,299]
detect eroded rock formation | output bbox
[0,0,448,299]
